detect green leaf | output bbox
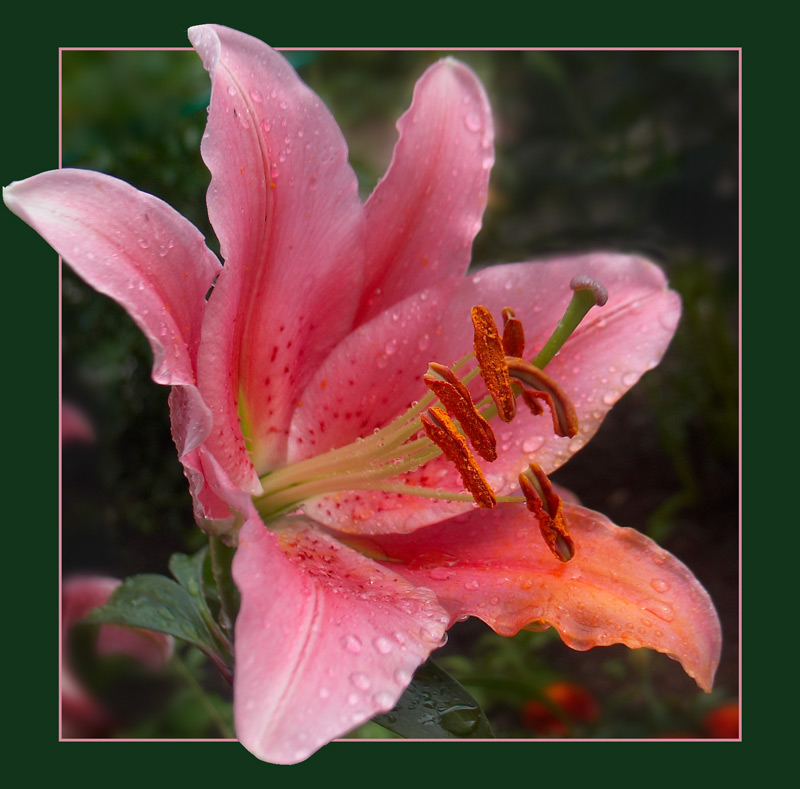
[373,659,494,739]
[84,573,222,662]
[168,548,230,651]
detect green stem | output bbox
[173,651,235,739]
[208,535,239,636]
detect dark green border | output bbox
[4,1,753,783]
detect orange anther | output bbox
[505,357,579,438]
[519,462,574,562]
[501,307,525,358]
[421,407,497,508]
[423,363,497,461]
[471,305,516,423]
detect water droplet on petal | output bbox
[341,633,362,654]
[464,112,482,132]
[523,436,545,454]
[568,437,585,453]
[650,578,671,593]
[373,636,393,655]
[393,668,412,686]
[643,599,675,622]
[622,371,641,387]
[373,690,395,709]
[350,672,371,691]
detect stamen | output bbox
[519,462,575,562]
[505,358,579,438]
[533,275,609,370]
[501,307,526,357]
[471,305,516,423]
[421,407,497,508]
[423,362,497,461]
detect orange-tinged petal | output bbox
[370,502,721,693]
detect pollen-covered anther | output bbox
[471,305,516,423]
[423,362,497,461]
[505,357,579,438]
[501,307,525,357]
[421,406,497,508]
[519,462,575,562]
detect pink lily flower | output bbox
[6,26,721,763]
[61,576,173,738]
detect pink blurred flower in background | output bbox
[61,576,173,737]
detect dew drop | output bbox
[393,668,412,686]
[643,600,675,622]
[417,333,431,351]
[373,690,395,709]
[622,371,641,387]
[659,310,680,332]
[384,339,398,356]
[349,672,371,691]
[523,436,544,454]
[650,578,671,593]
[373,636,393,655]
[226,85,237,96]
[464,112,482,132]
[464,578,479,590]
[568,437,585,453]
[602,390,621,405]
[249,89,263,103]
[341,633,362,654]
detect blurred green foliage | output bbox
[60,47,739,739]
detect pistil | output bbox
[533,276,608,369]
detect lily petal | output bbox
[368,503,721,693]
[3,169,230,526]
[292,254,680,535]
[4,169,219,387]
[189,25,365,483]
[357,58,494,324]
[232,516,449,764]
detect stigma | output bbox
[254,277,608,562]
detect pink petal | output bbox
[189,25,365,484]
[62,576,173,737]
[366,503,721,693]
[4,170,219,388]
[357,58,494,324]
[291,254,680,535]
[4,169,227,528]
[232,516,449,764]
